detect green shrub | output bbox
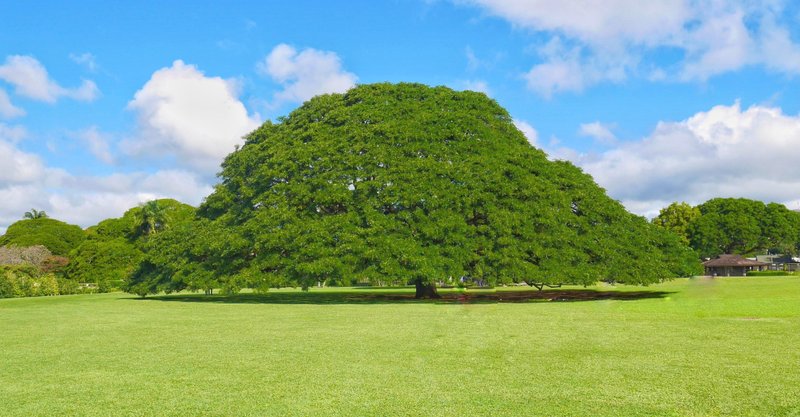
[57,278,79,295]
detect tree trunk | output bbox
[414,279,441,299]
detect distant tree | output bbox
[652,202,700,243]
[23,209,48,219]
[689,199,763,257]
[686,198,800,258]
[132,83,698,298]
[0,218,85,256]
[762,202,800,255]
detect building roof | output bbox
[702,254,769,267]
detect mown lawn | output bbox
[1,277,799,416]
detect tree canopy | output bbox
[652,202,700,244]
[129,83,699,298]
[686,198,800,258]
[0,218,85,256]
[70,199,195,289]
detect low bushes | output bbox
[0,264,89,298]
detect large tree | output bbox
[687,198,800,258]
[132,83,699,298]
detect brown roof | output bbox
[702,254,769,267]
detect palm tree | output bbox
[134,200,169,236]
[23,208,48,219]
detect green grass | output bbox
[1,278,799,416]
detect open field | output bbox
[1,278,799,416]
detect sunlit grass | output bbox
[1,277,799,416]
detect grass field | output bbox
[1,278,799,416]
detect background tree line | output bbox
[0,199,194,298]
[652,198,800,259]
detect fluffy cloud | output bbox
[0,55,99,103]
[44,170,213,228]
[0,135,213,232]
[0,138,46,184]
[0,89,25,119]
[0,123,26,143]
[575,102,800,217]
[123,60,261,172]
[460,79,491,95]
[257,44,357,105]
[578,121,617,145]
[462,0,690,46]
[459,1,800,94]
[73,126,114,164]
[513,119,539,147]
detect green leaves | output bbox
[685,198,800,258]
[0,218,85,256]
[142,83,697,294]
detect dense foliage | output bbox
[0,264,86,298]
[0,218,85,256]
[71,199,194,290]
[0,199,197,298]
[653,198,800,258]
[64,239,144,290]
[128,83,699,297]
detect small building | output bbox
[702,254,769,277]
[755,254,800,271]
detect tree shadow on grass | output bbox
[132,288,673,305]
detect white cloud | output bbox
[45,170,213,228]
[575,102,800,217]
[0,136,213,232]
[0,123,27,143]
[74,126,114,164]
[679,9,754,81]
[123,60,261,173]
[460,79,492,95]
[757,15,800,74]
[257,44,357,105]
[457,1,800,94]
[0,138,47,184]
[69,52,98,72]
[462,0,691,47]
[578,121,617,145]
[0,55,99,102]
[524,37,631,97]
[0,89,25,119]
[513,119,539,147]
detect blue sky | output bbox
[1,0,800,231]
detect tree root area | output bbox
[145,289,672,305]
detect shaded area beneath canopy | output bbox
[130,288,673,305]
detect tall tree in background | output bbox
[129,83,698,298]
